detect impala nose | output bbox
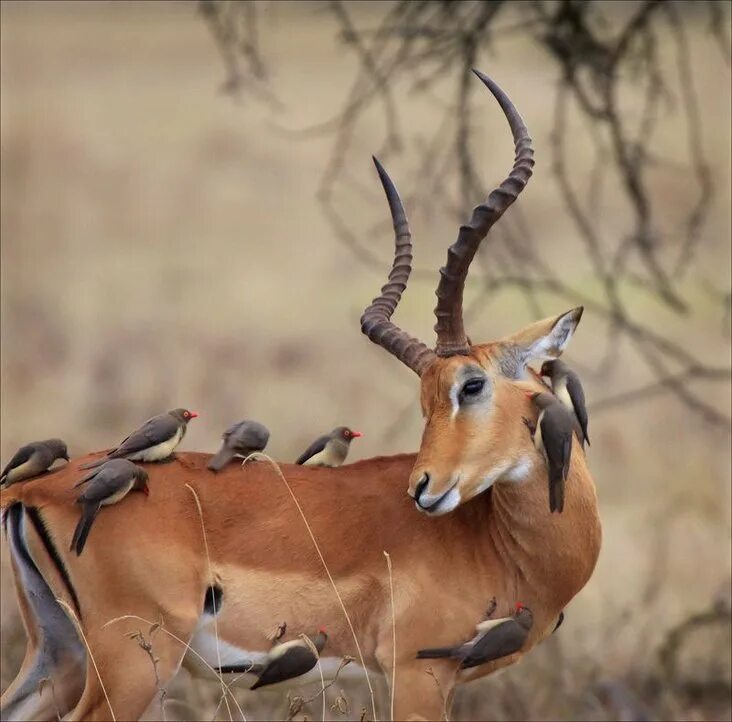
[413,473,430,505]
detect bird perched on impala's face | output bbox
[79,408,198,470]
[207,419,270,472]
[525,391,575,513]
[295,427,362,467]
[540,359,590,447]
[70,459,149,555]
[249,628,328,690]
[0,439,69,487]
[417,603,533,668]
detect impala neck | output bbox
[485,452,601,614]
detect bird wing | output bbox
[566,372,590,443]
[1,445,34,479]
[462,619,528,667]
[251,645,316,689]
[113,414,179,456]
[295,435,329,465]
[77,466,130,504]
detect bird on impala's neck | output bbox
[249,629,328,690]
[540,359,590,447]
[207,419,270,472]
[417,603,533,668]
[1,439,69,487]
[79,408,198,470]
[295,427,362,467]
[71,459,149,555]
[525,391,575,513]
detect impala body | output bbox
[0,72,601,721]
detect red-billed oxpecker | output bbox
[540,359,590,447]
[70,459,149,555]
[295,427,362,467]
[417,604,533,668]
[80,408,198,470]
[207,419,270,472]
[0,439,69,487]
[525,391,575,513]
[249,629,328,690]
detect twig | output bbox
[383,551,396,722]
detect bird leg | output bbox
[522,417,536,438]
[484,596,497,620]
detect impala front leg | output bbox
[386,659,459,722]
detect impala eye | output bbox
[462,379,485,397]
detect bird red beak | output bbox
[188,411,199,419]
[515,601,523,611]
[143,485,150,496]
[350,431,363,439]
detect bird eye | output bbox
[462,379,485,397]
[184,411,190,419]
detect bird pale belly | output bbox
[302,446,343,467]
[99,480,134,506]
[5,461,32,484]
[555,379,573,411]
[131,428,183,462]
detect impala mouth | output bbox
[415,478,461,516]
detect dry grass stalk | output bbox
[127,626,167,721]
[243,452,378,720]
[383,551,396,722]
[185,483,236,722]
[55,598,116,721]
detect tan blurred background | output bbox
[1,1,730,720]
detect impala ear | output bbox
[499,307,583,372]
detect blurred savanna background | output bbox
[1,1,730,720]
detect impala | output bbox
[0,71,601,722]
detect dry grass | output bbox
[0,2,730,721]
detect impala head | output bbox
[360,70,583,516]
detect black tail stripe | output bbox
[25,506,82,619]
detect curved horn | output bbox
[361,157,436,376]
[434,70,535,357]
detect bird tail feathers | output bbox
[71,506,99,556]
[78,458,107,471]
[416,646,461,660]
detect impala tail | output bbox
[0,501,86,721]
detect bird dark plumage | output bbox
[79,408,198,470]
[70,459,149,555]
[250,630,328,690]
[527,392,575,513]
[295,427,362,467]
[417,605,533,668]
[540,359,590,447]
[0,439,69,487]
[207,419,270,472]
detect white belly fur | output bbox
[128,427,183,462]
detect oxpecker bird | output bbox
[417,604,533,668]
[1,439,69,487]
[540,359,590,447]
[295,427,362,467]
[250,629,328,690]
[80,408,198,470]
[71,459,149,555]
[526,391,575,513]
[207,419,270,472]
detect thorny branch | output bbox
[200,1,731,431]
[127,622,167,721]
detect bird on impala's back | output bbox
[1,439,69,487]
[295,426,362,467]
[540,359,590,447]
[249,629,328,690]
[417,603,533,668]
[207,419,270,472]
[71,459,149,555]
[525,391,575,513]
[79,408,198,470]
